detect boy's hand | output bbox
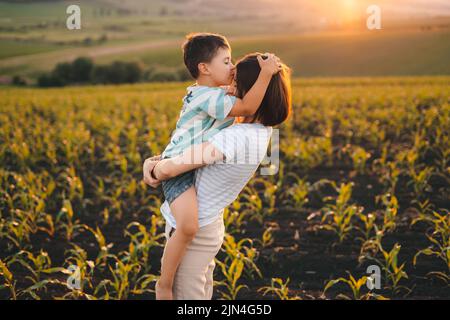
[225,84,237,96]
[257,53,282,76]
[143,155,161,188]
[220,85,237,96]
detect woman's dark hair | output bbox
[235,53,292,126]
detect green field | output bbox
[0,76,449,299]
[1,29,450,80]
[0,40,66,60]
[111,30,450,77]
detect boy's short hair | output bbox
[182,33,230,79]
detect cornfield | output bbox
[0,77,449,299]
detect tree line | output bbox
[35,57,191,87]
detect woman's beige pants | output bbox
[163,214,225,300]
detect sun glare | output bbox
[342,0,358,21]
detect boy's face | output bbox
[205,47,234,86]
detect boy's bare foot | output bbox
[156,280,173,300]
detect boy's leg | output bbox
[157,186,198,300]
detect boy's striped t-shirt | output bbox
[161,84,237,158]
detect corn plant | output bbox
[323,271,388,300]
[412,211,449,278]
[410,199,435,223]
[430,123,449,175]
[129,273,158,297]
[215,256,248,300]
[55,199,86,241]
[239,187,264,224]
[349,145,372,174]
[61,244,95,298]
[123,215,165,271]
[220,233,262,279]
[360,243,409,295]
[258,277,301,300]
[1,171,56,241]
[381,244,409,294]
[4,209,34,249]
[251,179,278,220]
[0,259,17,300]
[261,226,275,248]
[358,223,385,264]
[282,172,310,209]
[222,203,252,235]
[254,224,276,249]
[8,250,63,299]
[372,145,401,195]
[376,193,399,233]
[215,232,263,300]
[282,135,332,170]
[407,166,434,201]
[355,212,378,242]
[320,182,361,244]
[63,166,84,202]
[95,258,141,300]
[84,225,115,270]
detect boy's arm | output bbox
[228,54,282,117]
[150,142,224,181]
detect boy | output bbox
[153,33,281,300]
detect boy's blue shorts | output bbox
[161,162,195,205]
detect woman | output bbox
[143,53,292,299]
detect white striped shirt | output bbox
[160,123,273,228]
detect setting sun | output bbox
[342,0,358,22]
[343,0,356,8]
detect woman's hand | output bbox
[143,155,162,188]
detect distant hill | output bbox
[0,0,449,81]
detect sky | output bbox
[264,0,450,22]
